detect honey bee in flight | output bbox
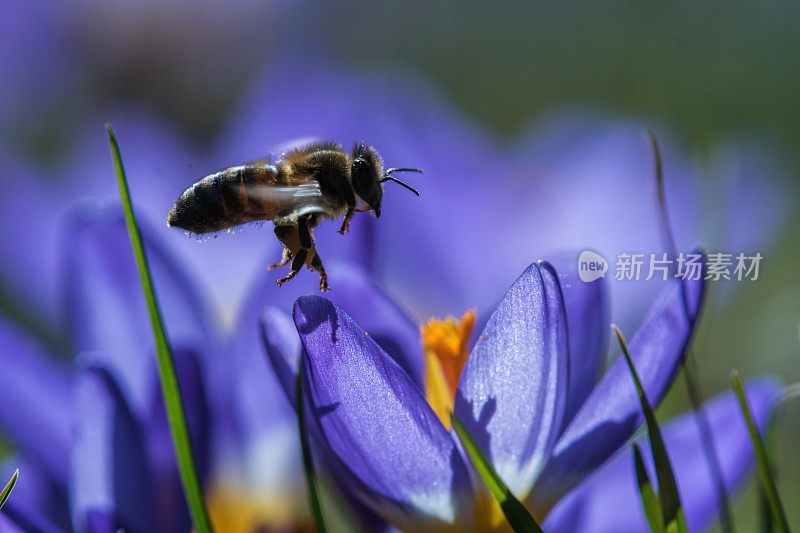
[167,141,421,291]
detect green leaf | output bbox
[730,371,790,533]
[451,415,543,533]
[296,358,328,533]
[634,444,665,533]
[107,125,214,533]
[0,468,19,510]
[613,325,688,533]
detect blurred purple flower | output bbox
[544,377,778,532]
[262,255,780,529]
[0,1,78,134]
[215,59,795,328]
[0,58,793,331]
[0,205,315,530]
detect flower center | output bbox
[421,309,476,429]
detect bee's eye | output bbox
[351,158,375,197]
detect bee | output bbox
[167,141,421,291]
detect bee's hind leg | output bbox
[299,216,329,291]
[309,252,329,292]
[274,217,318,288]
[276,249,307,286]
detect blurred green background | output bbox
[2,1,798,530]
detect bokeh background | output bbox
[1,1,798,530]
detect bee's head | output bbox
[350,144,384,217]
[351,144,421,218]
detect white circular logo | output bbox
[578,250,608,282]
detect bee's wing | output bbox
[249,137,324,165]
[241,181,330,219]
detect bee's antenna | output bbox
[380,176,421,196]
[385,167,424,175]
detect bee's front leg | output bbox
[339,185,357,235]
[338,207,354,235]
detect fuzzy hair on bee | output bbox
[167,140,421,291]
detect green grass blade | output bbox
[647,131,734,533]
[295,358,328,533]
[0,469,19,510]
[759,484,774,533]
[730,371,790,533]
[451,415,542,533]
[634,444,665,533]
[107,125,213,533]
[613,325,687,533]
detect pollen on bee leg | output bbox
[421,309,476,429]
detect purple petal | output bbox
[145,348,210,532]
[543,378,780,532]
[62,203,217,417]
[259,260,424,411]
[260,307,392,533]
[243,260,423,447]
[454,262,568,498]
[323,263,424,386]
[0,318,72,484]
[547,251,609,427]
[70,364,157,532]
[534,270,705,509]
[294,296,472,528]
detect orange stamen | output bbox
[421,309,476,428]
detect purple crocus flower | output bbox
[262,256,780,530]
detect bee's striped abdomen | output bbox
[167,164,279,234]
